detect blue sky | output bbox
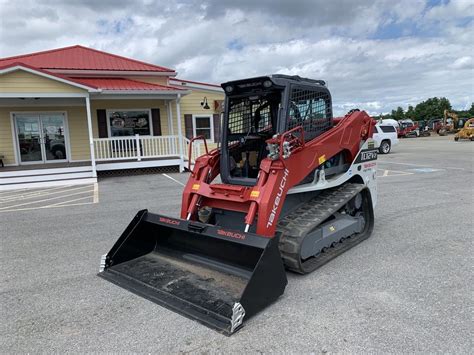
[0,0,472,115]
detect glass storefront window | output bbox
[108,110,151,136]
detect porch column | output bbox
[85,95,97,178]
[167,100,174,135]
[175,93,185,172]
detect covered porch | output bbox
[0,91,205,190]
[0,64,210,190]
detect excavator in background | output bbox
[454,118,474,141]
[98,75,377,335]
[439,110,460,136]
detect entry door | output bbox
[15,113,68,164]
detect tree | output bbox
[391,106,405,121]
[469,103,474,117]
[414,97,451,121]
[405,105,415,120]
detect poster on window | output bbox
[109,111,151,136]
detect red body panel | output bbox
[397,123,419,137]
[181,110,374,237]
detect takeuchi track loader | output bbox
[98,75,378,335]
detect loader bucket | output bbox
[98,210,287,335]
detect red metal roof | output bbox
[72,77,184,91]
[0,45,175,72]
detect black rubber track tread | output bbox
[277,182,370,274]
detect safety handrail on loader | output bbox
[188,135,209,171]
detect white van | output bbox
[373,124,399,154]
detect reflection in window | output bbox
[194,115,213,140]
[109,110,151,136]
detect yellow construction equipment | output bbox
[439,110,461,136]
[454,118,474,141]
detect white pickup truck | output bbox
[373,124,399,154]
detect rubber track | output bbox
[277,183,368,274]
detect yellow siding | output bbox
[169,88,224,139]
[65,106,90,160]
[0,70,86,93]
[0,109,15,165]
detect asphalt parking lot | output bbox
[1,136,472,353]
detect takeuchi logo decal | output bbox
[159,217,180,225]
[217,229,246,240]
[267,168,290,228]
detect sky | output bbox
[0,0,473,115]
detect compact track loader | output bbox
[98,75,378,335]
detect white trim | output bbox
[192,114,214,143]
[105,108,153,137]
[0,66,100,92]
[0,178,97,191]
[169,79,223,93]
[9,113,19,165]
[167,100,174,135]
[1,93,89,98]
[1,171,94,184]
[68,159,91,163]
[90,94,188,100]
[96,159,181,171]
[176,94,184,171]
[10,111,71,165]
[0,98,86,107]
[0,166,92,178]
[85,96,97,178]
[47,69,176,77]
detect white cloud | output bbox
[450,56,473,69]
[0,0,472,114]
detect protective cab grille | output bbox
[288,88,332,141]
[228,99,273,136]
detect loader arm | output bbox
[181,109,374,237]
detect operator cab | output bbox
[220,75,332,186]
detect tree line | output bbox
[377,98,474,121]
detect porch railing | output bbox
[93,135,180,161]
[93,135,208,168]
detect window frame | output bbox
[192,114,214,142]
[106,108,153,137]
